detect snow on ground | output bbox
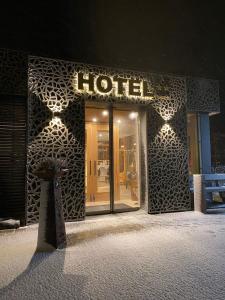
[1,210,225,299]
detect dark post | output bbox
[34,159,67,252]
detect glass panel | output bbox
[113,109,140,211]
[85,107,110,214]
[96,130,110,196]
[187,113,199,175]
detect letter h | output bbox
[78,72,94,92]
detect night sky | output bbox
[0,1,224,142]
[0,1,224,78]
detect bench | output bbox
[192,174,225,213]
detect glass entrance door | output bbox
[85,107,110,214]
[85,105,140,215]
[113,110,140,211]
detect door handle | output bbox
[94,161,97,176]
[89,160,92,175]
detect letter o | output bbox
[96,75,113,93]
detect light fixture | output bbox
[51,116,62,126]
[99,133,103,137]
[121,145,124,148]
[92,118,97,122]
[117,119,121,124]
[102,110,108,116]
[129,112,138,120]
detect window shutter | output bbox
[0,95,26,225]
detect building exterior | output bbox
[0,48,220,225]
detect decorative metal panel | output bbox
[186,77,220,113]
[0,48,27,96]
[27,56,191,223]
[27,100,85,223]
[147,77,191,212]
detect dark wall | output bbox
[0,1,225,79]
[0,0,224,219]
[0,49,27,224]
[210,81,225,166]
[0,95,26,224]
[27,56,191,223]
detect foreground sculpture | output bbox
[34,159,67,251]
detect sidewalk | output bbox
[1,210,225,299]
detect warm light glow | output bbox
[51,116,61,125]
[121,145,124,148]
[92,118,97,122]
[162,115,173,121]
[101,79,108,89]
[102,110,109,116]
[99,133,103,137]
[47,96,65,113]
[73,72,157,101]
[117,119,121,124]
[129,112,138,120]
[49,116,64,131]
[161,123,171,132]
[156,108,175,121]
[51,107,63,113]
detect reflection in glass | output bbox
[85,106,141,215]
[113,110,140,210]
[85,107,110,214]
[96,130,109,196]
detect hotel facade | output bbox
[0,48,220,225]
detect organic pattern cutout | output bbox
[27,56,191,223]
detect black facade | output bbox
[0,48,220,225]
[0,49,27,225]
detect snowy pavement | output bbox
[1,210,225,299]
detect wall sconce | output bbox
[51,111,63,126]
[53,111,61,118]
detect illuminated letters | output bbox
[113,76,127,95]
[76,72,155,99]
[96,75,113,93]
[78,73,94,92]
[129,79,141,96]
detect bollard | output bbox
[34,159,67,252]
[193,174,206,213]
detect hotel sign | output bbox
[76,72,156,99]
